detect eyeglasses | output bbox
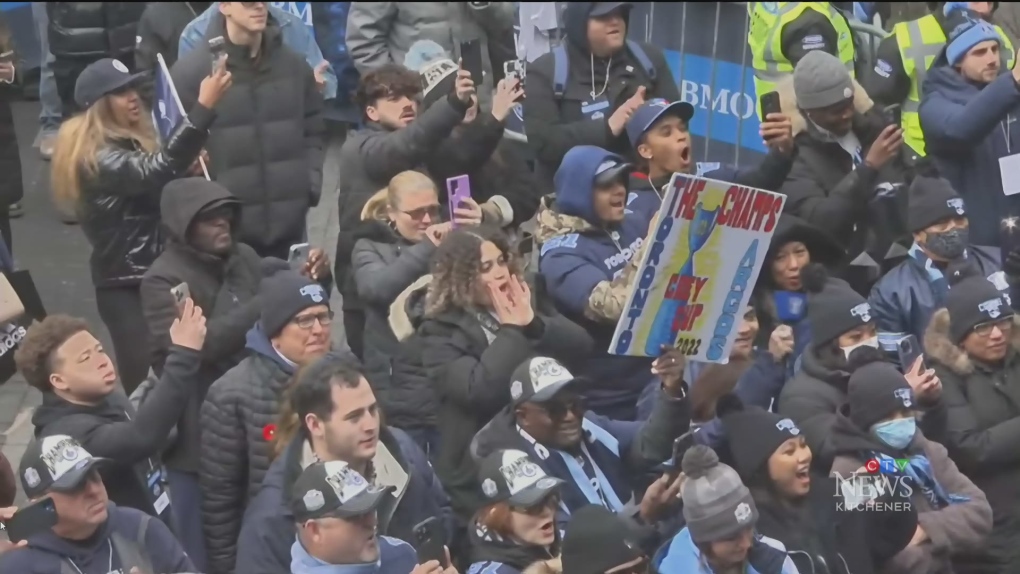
[543,398,584,420]
[972,317,1014,337]
[292,311,334,330]
[399,205,442,221]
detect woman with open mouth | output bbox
[712,393,919,574]
[467,449,564,574]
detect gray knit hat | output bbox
[793,51,854,110]
[680,445,758,544]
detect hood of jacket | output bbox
[534,195,593,244]
[563,3,630,52]
[32,391,127,431]
[798,346,851,393]
[923,62,1001,104]
[468,520,558,571]
[245,324,298,374]
[924,309,1020,375]
[160,178,241,244]
[553,146,628,227]
[389,275,432,342]
[776,76,874,138]
[828,408,907,458]
[766,214,844,270]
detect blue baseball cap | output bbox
[627,99,695,148]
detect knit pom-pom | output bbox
[715,393,744,418]
[681,444,719,479]
[800,262,829,294]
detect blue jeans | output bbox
[31,2,61,133]
[166,470,208,571]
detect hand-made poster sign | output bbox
[610,174,786,362]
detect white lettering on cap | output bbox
[39,435,94,482]
[498,450,546,495]
[528,357,572,394]
[321,461,370,504]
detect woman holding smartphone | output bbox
[50,57,231,394]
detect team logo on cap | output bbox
[734,502,752,523]
[894,388,913,408]
[482,478,498,498]
[23,468,39,489]
[303,489,325,511]
[528,358,571,394]
[112,59,129,74]
[300,284,326,303]
[947,198,965,215]
[776,418,800,435]
[851,303,872,323]
[40,436,91,480]
[510,380,523,400]
[843,87,853,99]
[499,451,544,495]
[979,297,1003,319]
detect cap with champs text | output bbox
[477,449,564,507]
[509,357,586,407]
[290,460,393,522]
[19,435,108,499]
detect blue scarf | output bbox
[873,452,970,509]
[908,242,970,303]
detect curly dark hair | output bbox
[14,315,89,393]
[354,63,422,111]
[426,225,523,317]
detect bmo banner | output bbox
[269,2,313,27]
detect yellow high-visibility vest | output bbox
[894,13,1014,156]
[748,2,855,118]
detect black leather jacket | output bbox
[47,2,146,62]
[80,105,214,288]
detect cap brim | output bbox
[89,71,146,107]
[526,377,586,404]
[49,457,108,493]
[330,485,393,519]
[594,164,632,187]
[631,101,695,147]
[508,476,565,508]
[590,2,631,17]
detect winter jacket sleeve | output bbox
[428,114,506,178]
[597,387,691,470]
[393,428,456,541]
[145,510,197,574]
[199,372,250,574]
[352,239,435,305]
[920,69,1020,154]
[780,156,880,236]
[522,55,613,167]
[863,36,910,108]
[285,11,338,101]
[94,104,214,196]
[357,96,470,184]
[345,2,398,73]
[732,352,788,411]
[777,384,837,466]
[869,276,909,342]
[45,347,202,464]
[706,150,796,192]
[913,437,993,556]
[935,367,1020,468]
[540,238,648,323]
[302,61,326,207]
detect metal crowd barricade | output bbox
[507,2,890,165]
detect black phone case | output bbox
[460,40,484,86]
[6,499,57,543]
[413,518,447,566]
[760,92,782,118]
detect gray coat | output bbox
[170,13,324,256]
[351,222,436,412]
[345,1,516,108]
[198,328,296,574]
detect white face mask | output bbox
[841,336,879,359]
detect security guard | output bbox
[748,2,856,118]
[866,2,1013,156]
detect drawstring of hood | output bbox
[589,54,612,99]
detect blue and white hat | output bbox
[477,449,564,507]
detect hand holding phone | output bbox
[170,283,191,315]
[883,104,902,128]
[459,39,484,87]
[446,176,472,228]
[412,517,450,567]
[759,91,782,121]
[4,498,57,543]
[897,335,924,375]
[209,36,228,75]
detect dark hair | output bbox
[426,225,523,316]
[354,64,422,112]
[290,351,366,430]
[14,315,90,392]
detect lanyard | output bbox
[66,539,113,574]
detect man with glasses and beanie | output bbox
[200,269,333,574]
[470,355,689,531]
[0,435,194,573]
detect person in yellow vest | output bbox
[865,2,1013,156]
[748,2,857,118]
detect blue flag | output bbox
[152,53,184,142]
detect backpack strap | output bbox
[110,513,154,574]
[625,40,657,82]
[552,45,569,98]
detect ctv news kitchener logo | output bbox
[833,457,914,512]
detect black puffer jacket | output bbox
[386,279,437,430]
[199,326,297,574]
[170,12,325,256]
[78,105,214,288]
[0,13,22,208]
[140,178,265,474]
[47,2,146,62]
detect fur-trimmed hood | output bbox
[924,308,1020,375]
[388,275,432,342]
[775,76,874,137]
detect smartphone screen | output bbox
[459,40,484,86]
[446,176,471,229]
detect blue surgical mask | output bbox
[872,417,916,450]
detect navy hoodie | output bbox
[538,146,655,419]
[0,504,193,574]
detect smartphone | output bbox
[208,36,227,75]
[503,59,526,99]
[459,39,484,86]
[412,517,449,567]
[0,51,13,64]
[5,498,57,543]
[897,334,925,374]
[170,283,190,310]
[288,243,311,270]
[670,431,695,469]
[446,175,471,229]
[884,104,902,128]
[759,91,782,120]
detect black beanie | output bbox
[802,264,873,347]
[259,270,330,337]
[717,395,803,480]
[847,357,915,430]
[907,166,966,233]
[945,273,1013,343]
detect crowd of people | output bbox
[2,1,1020,573]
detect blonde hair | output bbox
[361,170,438,223]
[51,96,158,207]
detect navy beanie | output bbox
[945,9,1001,65]
[260,270,330,337]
